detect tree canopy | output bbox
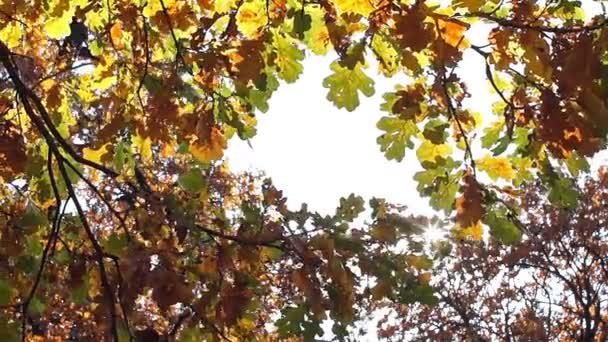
[1,0,608,340]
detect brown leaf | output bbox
[455,171,484,228]
[392,5,434,52]
[0,121,27,181]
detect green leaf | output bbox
[412,284,438,306]
[513,127,530,150]
[565,152,589,177]
[178,169,207,194]
[335,194,365,222]
[70,281,89,304]
[432,180,459,213]
[274,32,304,83]
[485,211,521,244]
[323,61,375,111]
[113,141,134,171]
[371,33,400,77]
[491,136,510,156]
[179,327,203,342]
[103,233,128,257]
[0,279,12,306]
[143,74,163,95]
[276,305,306,337]
[376,117,418,162]
[548,178,578,209]
[0,316,19,342]
[29,296,45,315]
[422,119,450,144]
[17,202,48,228]
[481,123,502,148]
[293,11,312,37]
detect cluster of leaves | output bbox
[376,170,608,340]
[0,156,436,340]
[0,0,608,340]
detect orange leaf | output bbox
[190,127,227,162]
[110,22,124,49]
[438,18,470,48]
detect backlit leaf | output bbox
[477,155,515,181]
[323,62,375,112]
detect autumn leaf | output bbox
[455,220,483,240]
[323,61,375,111]
[110,22,124,49]
[371,224,396,243]
[477,155,515,181]
[437,18,470,48]
[189,126,227,162]
[416,140,452,163]
[83,143,112,165]
[453,0,486,11]
[273,32,304,83]
[4,1,608,340]
[0,122,27,181]
[236,0,268,38]
[455,171,484,228]
[334,0,374,17]
[392,5,434,52]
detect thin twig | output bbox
[64,160,132,240]
[158,0,193,75]
[56,157,120,341]
[20,151,63,341]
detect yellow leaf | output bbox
[204,0,237,13]
[236,0,268,38]
[132,135,152,161]
[190,127,227,162]
[0,22,22,48]
[521,31,552,83]
[44,11,73,39]
[237,317,256,330]
[416,140,452,163]
[160,140,177,158]
[144,0,175,17]
[334,0,375,17]
[456,221,483,240]
[477,155,515,181]
[83,143,111,164]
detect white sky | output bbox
[226,1,607,218]
[226,25,494,218]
